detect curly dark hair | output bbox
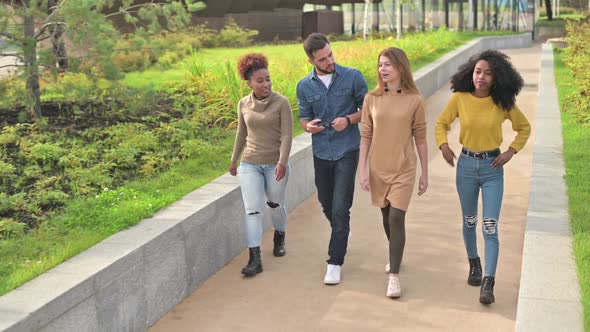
[450,49,523,111]
[237,53,268,81]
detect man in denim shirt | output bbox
[296,33,368,285]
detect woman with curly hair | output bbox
[229,53,293,277]
[435,49,531,304]
[359,47,428,298]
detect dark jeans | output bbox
[313,149,359,266]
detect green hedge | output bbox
[564,18,590,124]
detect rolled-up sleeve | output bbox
[353,70,368,111]
[296,80,313,120]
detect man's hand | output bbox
[441,144,456,167]
[306,119,326,134]
[491,148,515,168]
[275,163,287,181]
[228,162,237,176]
[331,117,349,132]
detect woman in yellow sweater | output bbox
[435,50,530,304]
[359,47,428,299]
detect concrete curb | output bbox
[0,34,531,332]
[515,43,584,332]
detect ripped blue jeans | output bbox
[238,162,289,248]
[456,151,504,277]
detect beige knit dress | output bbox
[360,92,427,211]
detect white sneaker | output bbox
[385,263,390,274]
[387,274,401,298]
[324,264,341,285]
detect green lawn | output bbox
[553,48,590,329]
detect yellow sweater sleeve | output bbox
[505,105,531,153]
[434,93,459,148]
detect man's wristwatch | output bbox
[345,116,351,126]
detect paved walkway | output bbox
[149,44,541,332]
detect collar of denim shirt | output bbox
[306,63,343,85]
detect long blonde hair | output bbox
[369,47,420,96]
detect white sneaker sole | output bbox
[324,278,340,285]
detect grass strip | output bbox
[553,47,590,330]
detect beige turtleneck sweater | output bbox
[231,91,293,166]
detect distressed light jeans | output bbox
[456,151,504,277]
[238,162,289,248]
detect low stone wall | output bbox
[0,33,531,332]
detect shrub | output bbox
[157,51,181,69]
[0,77,25,109]
[41,73,98,101]
[0,161,16,186]
[27,143,67,167]
[0,219,26,240]
[112,50,155,73]
[564,19,590,124]
[208,18,259,48]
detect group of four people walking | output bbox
[228,32,531,305]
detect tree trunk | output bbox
[544,0,553,19]
[372,1,379,32]
[48,0,68,71]
[23,14,42,120]
[363,0,372,40]
[396,0,402,40]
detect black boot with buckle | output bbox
[468,257,482,286]
[273,230,286,257]
[241,247,263,277]
[480,276,495,304]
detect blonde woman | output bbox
[359,47,428,298]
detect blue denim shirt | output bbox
[297,64,368,161]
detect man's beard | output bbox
[316,64,335,75]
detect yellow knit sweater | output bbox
[435,92,531,152]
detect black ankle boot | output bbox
[480,276,495,304]
[241,247,263,277]
[273,230,286,257]
[468,257,482,286]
